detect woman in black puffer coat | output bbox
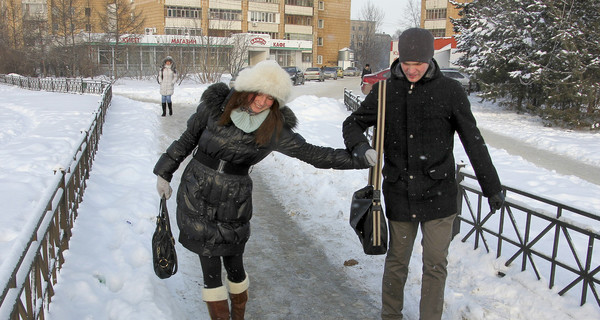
[153,60,369,320]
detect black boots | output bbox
[161,102,173,116]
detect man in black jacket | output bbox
[343,28,505,320]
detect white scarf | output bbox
[230,107,270,133]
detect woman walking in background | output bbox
[153,60,371,319]
[157,56,177,116]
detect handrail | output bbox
[343,89,600,310]
[0,75,112,319]
[0,74,110,94]
[455,165,600,309]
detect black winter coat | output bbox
[343,59,502,222]
[154,82,366,256]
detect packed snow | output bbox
[0,78,598,319]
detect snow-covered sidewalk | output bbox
[1,79,599,319]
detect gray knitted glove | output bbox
[156,175,173,200]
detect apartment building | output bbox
[128,0,351,68]
[420,0,470,37]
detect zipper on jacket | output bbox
[408,83,414,94]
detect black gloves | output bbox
[488,192,505,212]
[352,143,377,167]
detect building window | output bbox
[210,8,242,21]
[285,14,312,26]
[165,27,202,35]
[318,19,323,28]
[250,11,276,23]
[302,53,312,62]
[166,6,201,19]
[285,0,313,7]
[250,0,279,3]
[429,28,445,37]
[85,24,92,32]
[317,55,322,64]
[85,8,91,17]
[318,1,324,10]
[425,8,447,20]
[317,37,323,46]
[249,31,278,38]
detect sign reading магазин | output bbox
[113,34,311,50]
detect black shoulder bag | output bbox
[152,198,178,279]
[349,80,388,255]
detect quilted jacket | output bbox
[154,82,366,255]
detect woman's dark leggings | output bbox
[199,254,246,288]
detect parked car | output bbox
[360,68,391,94]
[304,67,325,82]
[335,67,344,78]
[283,66,305,85]
[343,67,360,77]
[441,68,475,93]
[323,67,338,80]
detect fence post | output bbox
[452,163,467,239]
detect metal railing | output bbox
[0,75,112,319]
[0,74,110,94]
[344,87,362,112]
[455,165,600,309]
[342,89,600,310]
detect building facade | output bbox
[420,0,470,37]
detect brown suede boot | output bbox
[203,286,230,320]
[227,275,249,320]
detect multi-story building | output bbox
[125,0,351,68]
[2,0,352,76]
[420,0,470,37]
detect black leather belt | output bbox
[193,151,250,176]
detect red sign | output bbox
[171,38,197,44]
[250,37,267,45]
[121,37,141,43]
[272,42,285,48]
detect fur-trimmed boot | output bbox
[227,275,249,320]
[202,286,230,320]
[167,102,173,115]
[161,103,167,117]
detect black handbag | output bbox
[152,198,178,279]
[349,80,388,255]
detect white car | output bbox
[441,69,475,93]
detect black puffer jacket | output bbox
[343,59,501,222]
[154,82,366,256]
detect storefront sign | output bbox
[250,37,267,45]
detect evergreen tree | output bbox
[452,0,600,128]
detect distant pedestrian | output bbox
[361,64,372,79]
[157,56,177,116]
[343,28,505,320]
[153,60,371,320]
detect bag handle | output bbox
[368,80,386,247]
[368,80,386,190]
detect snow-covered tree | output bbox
[452,0,600,128]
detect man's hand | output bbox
[488,192,505,212]
[352,143,377,167]
[156,175,173,200]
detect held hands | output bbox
[156,175,173,200]
[364,149,378,166]
[352,143,377,167]
[488,192,505,212]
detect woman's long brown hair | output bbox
[218,91,284,146]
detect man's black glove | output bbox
[488,192,505,212]
[352,143,377,167]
